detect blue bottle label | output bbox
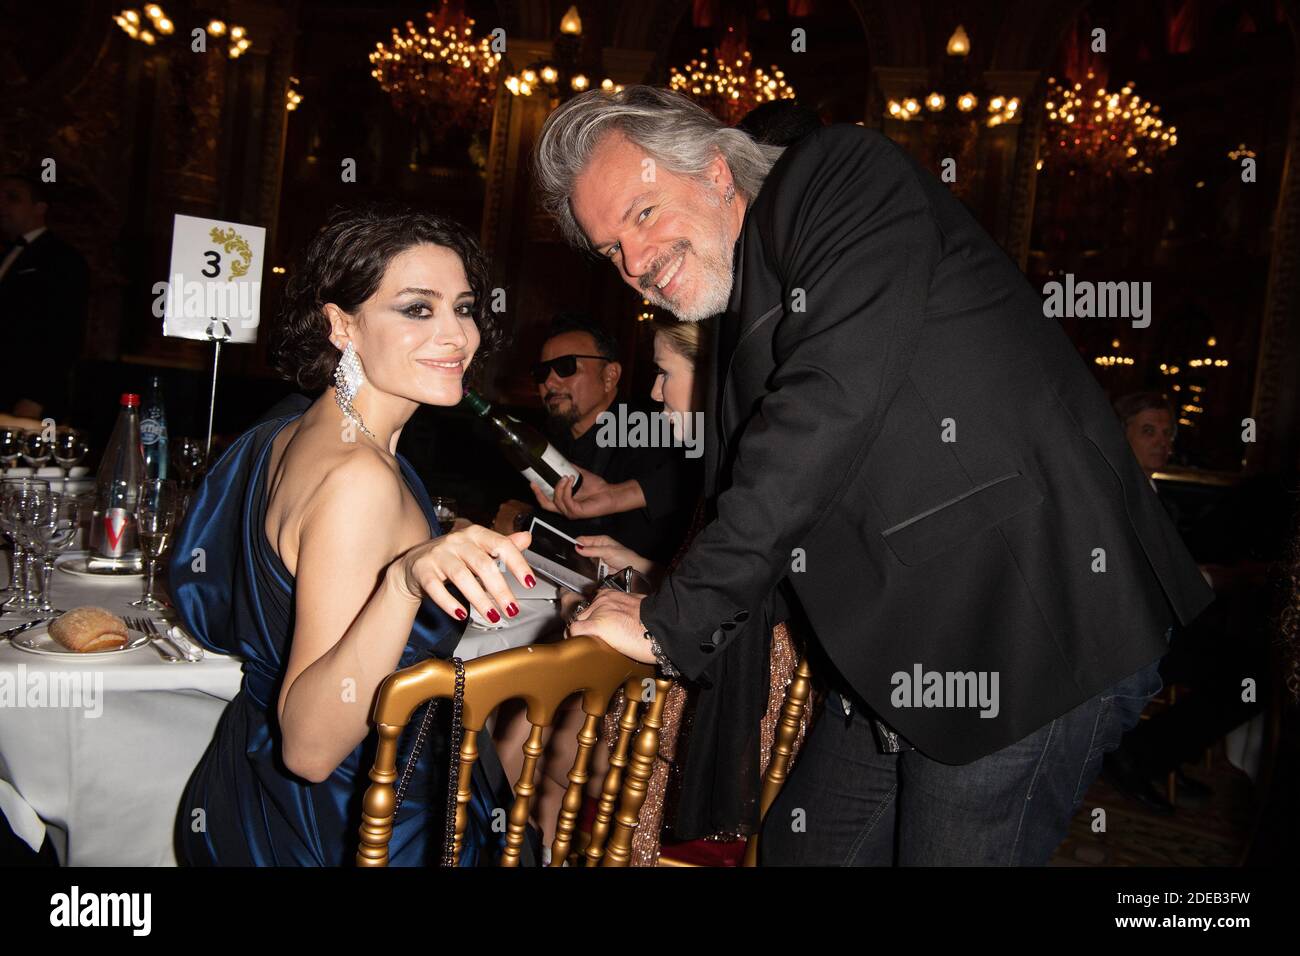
[141,418,165,445]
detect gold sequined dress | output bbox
[601,503,810,866]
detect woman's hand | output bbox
[567,590,655,663]
[574,534,657,578]
[390,526,535,623]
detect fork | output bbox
[129,616,183,663]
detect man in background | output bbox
[494,312,697,564]
[0,172,89,421]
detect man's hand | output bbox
[567,590,655,663]
[531,467,646,520]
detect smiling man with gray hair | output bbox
[549,86,1214,865]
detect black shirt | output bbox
[544,400,700,564]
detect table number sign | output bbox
[162,214,266,344]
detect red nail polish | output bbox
[524,575,536,589]
[487,608,501,623]
[506,602,519,617]
[454,608,467,620]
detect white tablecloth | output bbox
[0,551,560,866]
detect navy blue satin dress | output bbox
[169,404,509,866]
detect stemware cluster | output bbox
[0,426,89,479]
[1,477,180,617]
[1,479,85,615]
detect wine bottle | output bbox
[140,375,169,480]
[462,389,583,498]
[89,393,146,561]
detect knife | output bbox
[1,618,53,640]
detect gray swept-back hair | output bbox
[534,85,785,251]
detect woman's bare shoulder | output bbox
[265,415,412,576]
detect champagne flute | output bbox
[132,478,179,610]
[30,493,82,615]
[53,429,89,478]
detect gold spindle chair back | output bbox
[742,655,813,866]
[357,636,660,867]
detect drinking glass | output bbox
[431,497,458,535]
[53,429,89,478]
[1,478,50,614]
[132,478,179,610]
[29,493,83,614]
[172,438,207,491]
[21,432,52,470]
[0,428,20,472]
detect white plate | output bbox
[10,625,152,657]
[55,554,144,578]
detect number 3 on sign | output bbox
[202,250,221,278]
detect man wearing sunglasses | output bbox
[492,312,696,564]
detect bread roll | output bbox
[48,606,129,652]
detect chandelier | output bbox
[369,1,502,133]
[503,7,621,102]
[884,26,1020,128]
[669,28,795,125]
[1041,71,1176,177]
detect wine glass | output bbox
[21,432,52,470]
[172,438,207,492]
[1,478,50,614]
[132,478,179,610]
[431,497,458,535]
[2,480,51,616]
[0,428,21,473]
[29,493,83,615]
[53,429,89,478]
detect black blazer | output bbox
[0,230,89,416]
[641,126,1215,764]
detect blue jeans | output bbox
[761,655,1164,865]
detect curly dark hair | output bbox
[270,203,506,391]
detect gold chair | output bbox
[742,655,813,866]
[357,636,668,867]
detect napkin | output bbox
[165,625,204,661]
[0,778,45,853]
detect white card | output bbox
[160,213,267,343]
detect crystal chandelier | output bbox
[1041,71,1177,177]
[369,1,502,133]
[669,28,795,125]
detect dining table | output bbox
[0,549,563,866]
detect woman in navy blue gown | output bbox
[169,205,538,865]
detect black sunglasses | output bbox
[531,354,607,384]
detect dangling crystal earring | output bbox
[724,183,735,205]
[334,341,376,440]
